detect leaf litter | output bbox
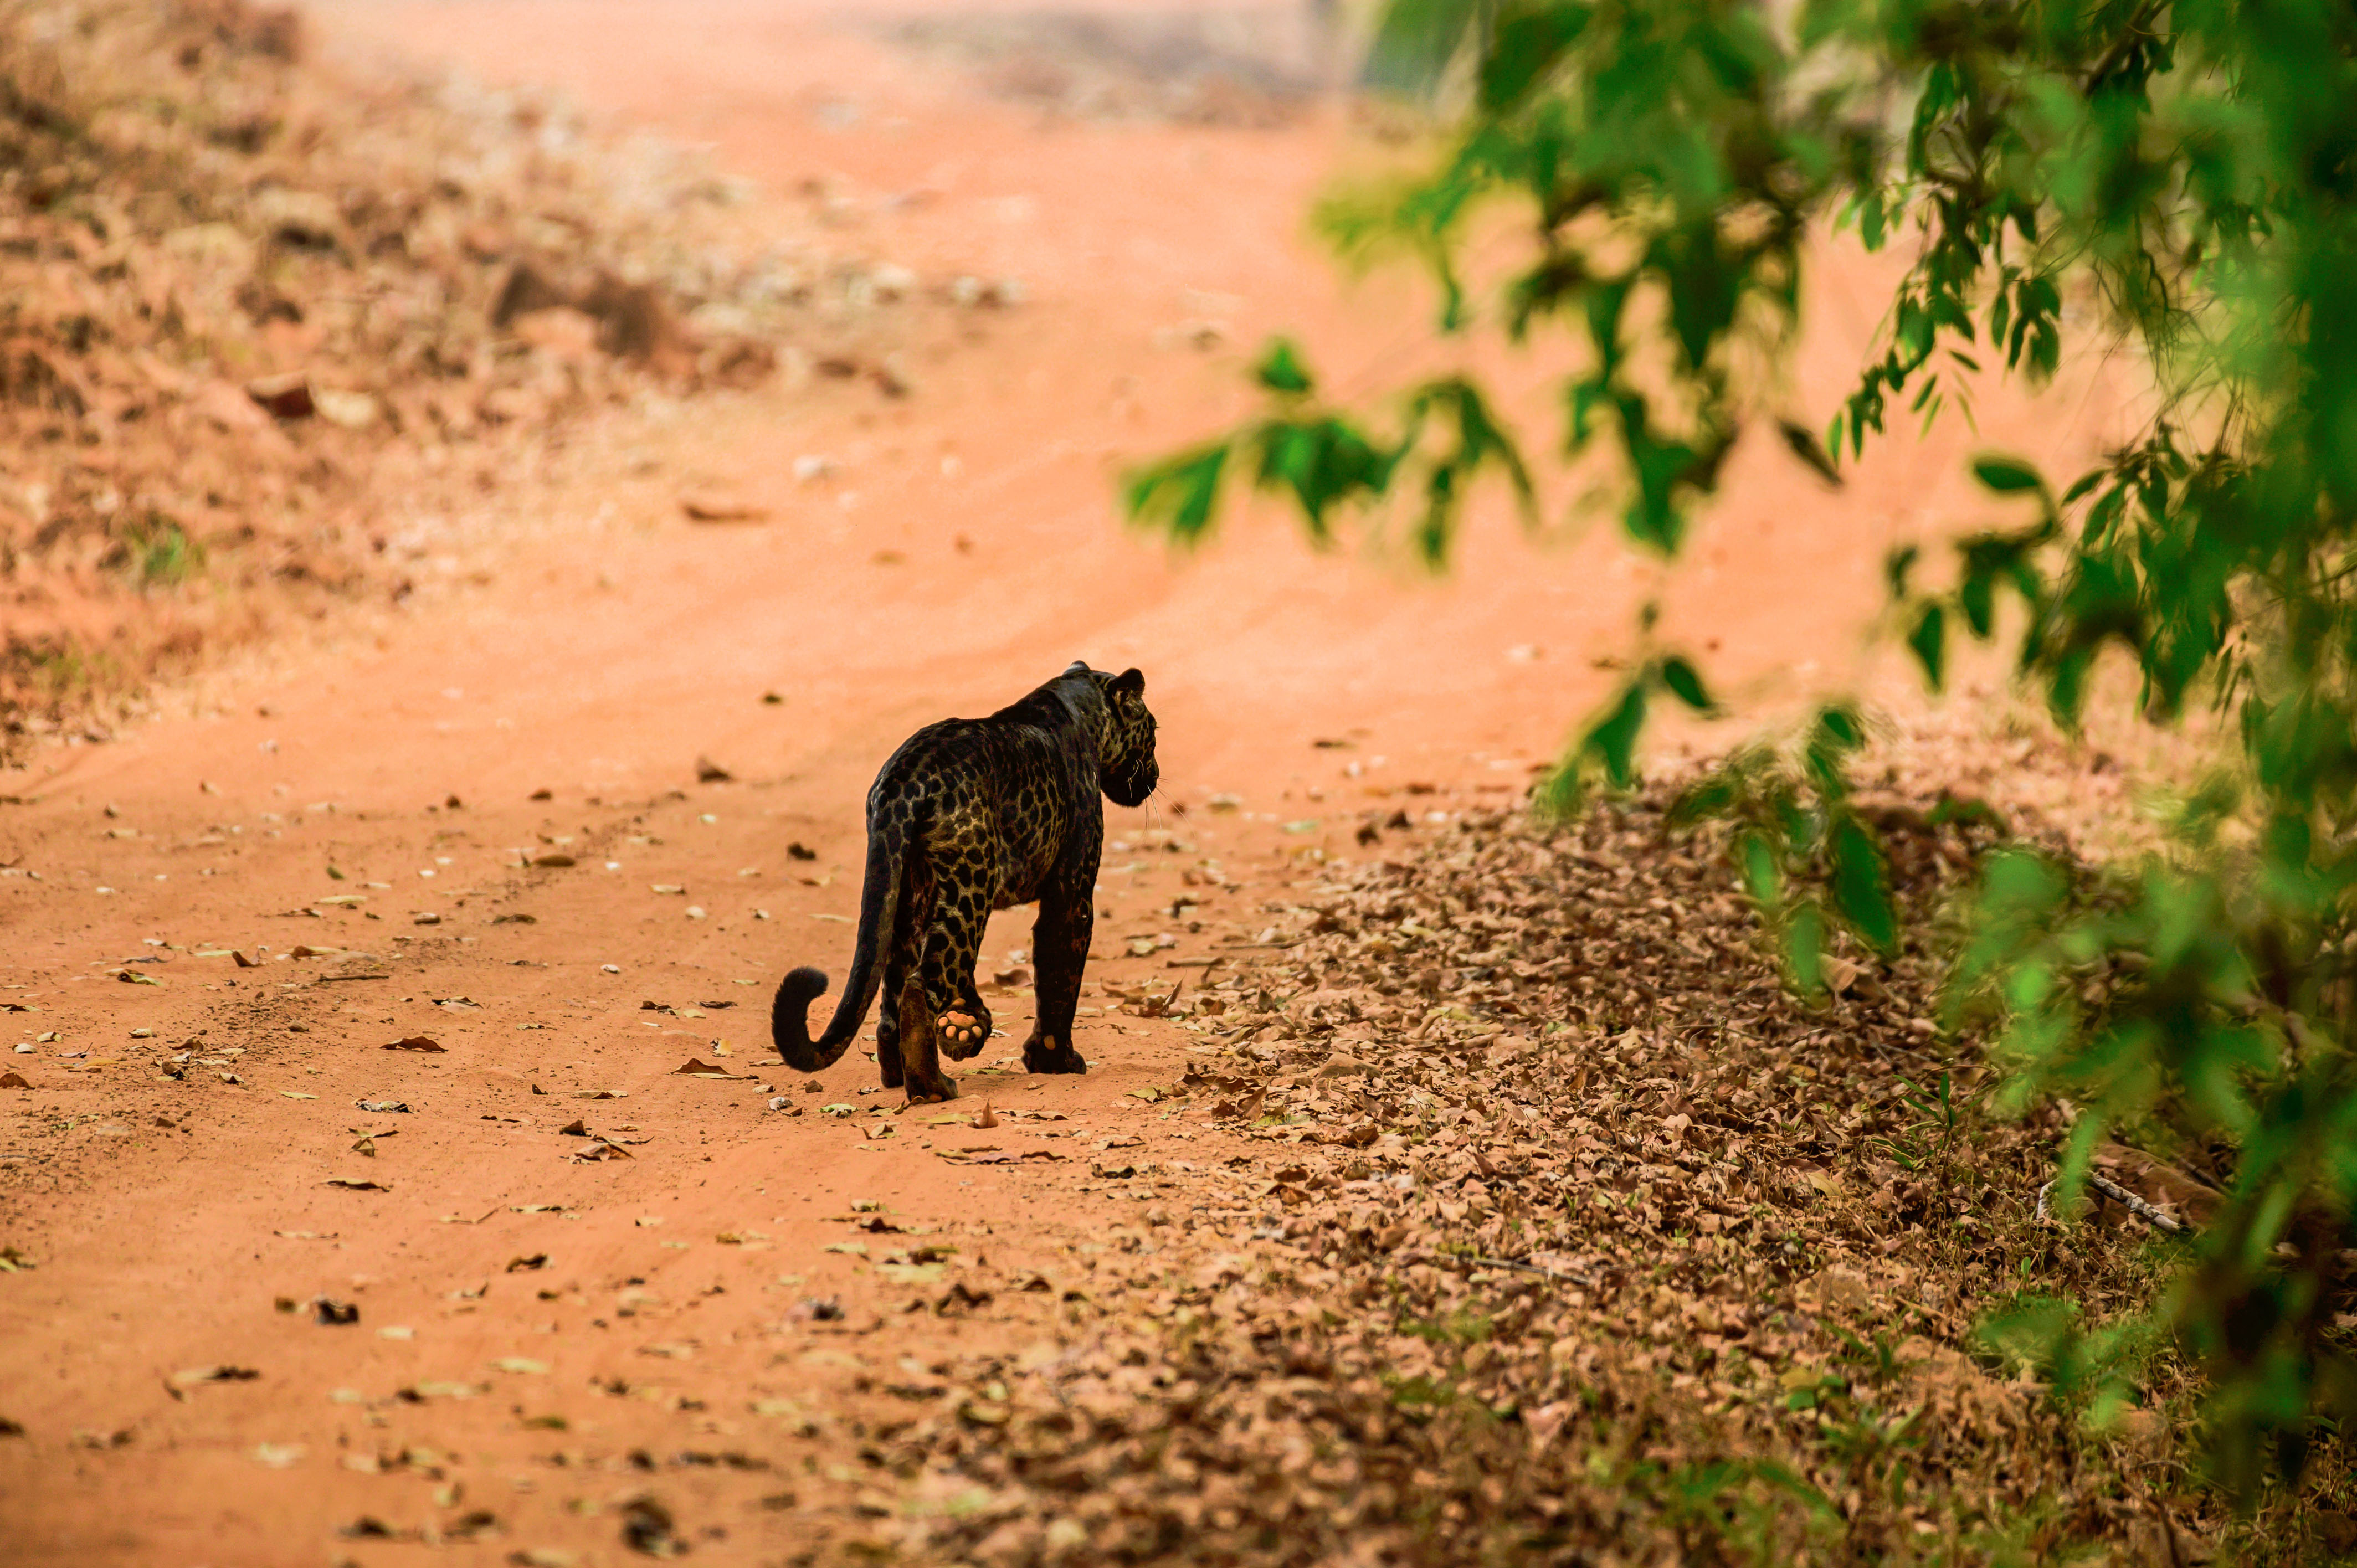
[867,790,2239,1564]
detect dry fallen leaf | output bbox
[383,1036,444,1053]
[680,493,771,523]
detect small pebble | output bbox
[600,964,621,974]
[767,1096,791,1112]
[13,1043,32,1055]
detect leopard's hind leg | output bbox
[895,980,957,1104]
[920,852,994,1068]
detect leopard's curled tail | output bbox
[773,815,907,1072]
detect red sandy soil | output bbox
[0,3,2140,1562]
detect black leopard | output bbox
[771,661,1159,1103]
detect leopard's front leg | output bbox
[1021,867,1092,1075]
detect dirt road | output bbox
[0,4,2132,1562]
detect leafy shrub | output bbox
[1133,0,2357,1497]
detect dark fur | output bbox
[772,662,1159,1102]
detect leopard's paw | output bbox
[937,1009,989,1060]
[1022,1032,1088,1076]
[904,1072,958,1106]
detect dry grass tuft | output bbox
[0,0,915,747]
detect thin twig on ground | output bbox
[2036,1174,2186,1235]
[2089,1171,2187,1235]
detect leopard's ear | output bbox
[1111,667,1146,696]
[1065,659,1091,676]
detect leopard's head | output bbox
[1092,666,1159,808]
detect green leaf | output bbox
[1579,681,1647,790]
[1785,899,1826,996]
[1778,419,1843,487]
[1362,0,1484,94]
[1884,544,1919,598]
[1479,2,1593,113]
[1126,444,1230,546]
[1657,656,1713,712]
[1829,816,1898,955]
[1738,829,1781,909]
[1254,338,1315,395]
[1907,602,1947,691]
[1971,457,2045,496]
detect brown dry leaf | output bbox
[680,493,771,523]
[383,1036,444,1053]
[670,1058,736,1078]
[325,1179,389,1192]
[245,372,313,420]
[695,757,735,784]
[0,1072,29,1089]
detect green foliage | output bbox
[116,513,205,587]
[1130,0,2357,1503]
[1657,705,1896,988]
[1975,1293,2161,1431]
[1537,648,1720,808]
[1128,341,1532,565]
